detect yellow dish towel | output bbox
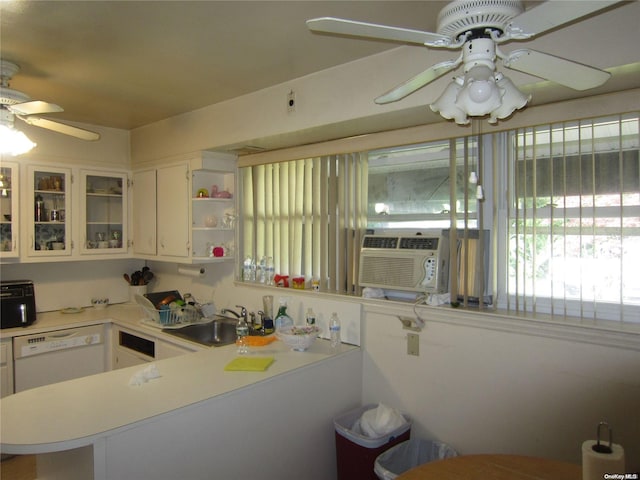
[224,356,275,372]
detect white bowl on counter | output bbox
[276,325,321,351]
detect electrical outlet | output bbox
[407,333,419,356]
[287,90,296,113]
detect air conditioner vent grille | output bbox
[360,257,417,288]
[399,237,439,250]
[362,236,398,249]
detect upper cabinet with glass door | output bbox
[27,165,71,257]
[80,170,128,255]
[0,162,19,258]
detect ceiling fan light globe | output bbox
[455,84,501,116]
[0,124,36,156]
[430,78,469,125]
[488,74,531,123]
[467,79,495,103]
[455,65,501,116]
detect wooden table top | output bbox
[397,454,582,480]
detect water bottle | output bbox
[243,256,254,282]
[249,258,256,282]
[265,256,275,285]
[258,256,266,284]
[236,317,249,354]
[329,312,341,351]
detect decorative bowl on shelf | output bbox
[276,325,321,351]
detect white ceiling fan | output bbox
[307,0,619,124]
[0,60,100,142]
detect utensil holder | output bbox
[129,285,148,303]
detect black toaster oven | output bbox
[0,280,36,328]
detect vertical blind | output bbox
[240,153,368,294]
[506,114,640,322]
[239,111,638,328]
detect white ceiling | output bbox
[1,0,639,136]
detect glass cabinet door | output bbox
[0,162,19,258]
[80,170,128,254]
[28,165,72,257]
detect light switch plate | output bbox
[407,333,419,356]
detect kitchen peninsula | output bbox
[0,306,362,480]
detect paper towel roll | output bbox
[177,266,205,277]
[582,440,625,480]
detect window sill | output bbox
[234,281,640,351]
[362,298,640,351]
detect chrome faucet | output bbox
[221,305,248,323]
[222,305,262,334]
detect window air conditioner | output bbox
[358,234,449,293]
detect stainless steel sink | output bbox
[163,316,237,347]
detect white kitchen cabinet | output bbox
[26,165,72,258]
[132,168,157,256]
[132,163,190,259]
[0,162,19,258]
[157,163,191,258]
[79,170,129,255]
[17,163,131,262]
[132,151,237,263]
[0,338,14,397]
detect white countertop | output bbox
[0,304,358,454]
[3,304,169,337]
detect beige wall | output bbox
[129,0,640,164]
[361,304,640,470]
[13,121,130,169]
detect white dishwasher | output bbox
[13,324,106,393]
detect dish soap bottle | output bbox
[274,298,294,331]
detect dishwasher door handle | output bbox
[48,331,77,339]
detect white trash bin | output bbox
[374,438,458,480]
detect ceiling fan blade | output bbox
[503,49,611,91]
[20,116,100,141]
[8,100,63,116]
[506,0,622,39]
[307,17,450,47]
[375,58,461,104]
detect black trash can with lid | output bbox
[334,405,411,480]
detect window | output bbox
[239,111,639,326]
[367,139,479,230]
[503,114,640,322]
[239,154,367,294]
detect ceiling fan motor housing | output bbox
[437,0,524,39]
[1,61,31,107]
